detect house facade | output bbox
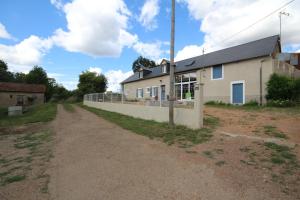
[0,82,46,107]
[121,35,298,105]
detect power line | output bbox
[207,0,296,50]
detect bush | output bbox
[243,100,259,107]
[266,74,294,101]
[205,101,229,106]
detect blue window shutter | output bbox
[150,87,152,97]
[141,89,143,98]
[213,65,222,79]
[136,89,138,98]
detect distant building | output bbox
[0,82,46,107]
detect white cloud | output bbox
[105,69,133,92]
[138,0,160,30]
[59,80,78,90]
[133,41,169,60]
[48,72,64,79]
[89,67,132,92]
[52,0,138,57]
[0,35,53,72]
[175,45,204,61]
[0,23,12,39]
[177,0,300,60]
[50,0,64,10]
[88,67,102,75]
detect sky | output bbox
[0,0,300,91]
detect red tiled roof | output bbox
[0,82,46,93]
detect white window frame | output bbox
[162,65,167,73]
[151,86,159,97]
[139,71,143,79]
[211,64,224,80]
[137,88,143,98]
[230,80,245,105]
[174,72,197,101]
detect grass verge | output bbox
[80,104,217,147]
[62,103,75,112]
[0,103,57,127]
[263,125,288,139]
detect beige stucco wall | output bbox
[123,75,170,100]
[199,56,273,104]
[123,56,284,104]
[0,92,44,107]
[273,60,296,77]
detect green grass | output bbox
[263,125,288,139]
[2,175,26,185]
[264,142,299,167]
[80,104,216,147]
[203,151,214,159]
[62,103,75,112]
[205,103,300,115]
[0,103,57,127]
[215,160,226,166]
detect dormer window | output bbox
[162,65,167,73]
[138,71,143,79]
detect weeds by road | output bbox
[0,103,57,127]
[80,104,218,147]
[62,103,75,112]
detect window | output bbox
[151,87,158,97]
[212,65,223,80]
[174,72,197,101]
[146,87,151,93]
[139,71,143,79]
[162,65,167,73]
[137,88,143,98]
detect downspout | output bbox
[260,59,265,106]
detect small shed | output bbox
[0,82,46,107]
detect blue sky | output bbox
[0,0,299,91]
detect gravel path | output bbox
[49,105,268,200]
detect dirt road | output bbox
[49,105,288,200]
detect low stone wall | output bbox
[83,100,202,129]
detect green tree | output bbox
[77,71,107,99]
[0,59,14,82]
[132,56,156,72]
[25,66,48,85]
[14,72,26,83]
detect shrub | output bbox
[266,73,294,101]
[243,100,259,106]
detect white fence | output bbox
[84,93,194,109]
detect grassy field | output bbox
[80,104,219,147]
[0,103,57,127]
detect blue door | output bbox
[232,83,243,104]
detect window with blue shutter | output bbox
[212,65,223,80]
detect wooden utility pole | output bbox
[169,0,175,127]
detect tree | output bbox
[169,0,175,127]
[77,71,107,99]
[0,59,14,82]
[132,56,156,72]
[14,72,26,83]
[25,66,55,101]
[25,66,48,85]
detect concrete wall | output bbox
[0,92,44,107]
[123,57,276,104]
[84,101,203,129]
[273,59,296,77]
